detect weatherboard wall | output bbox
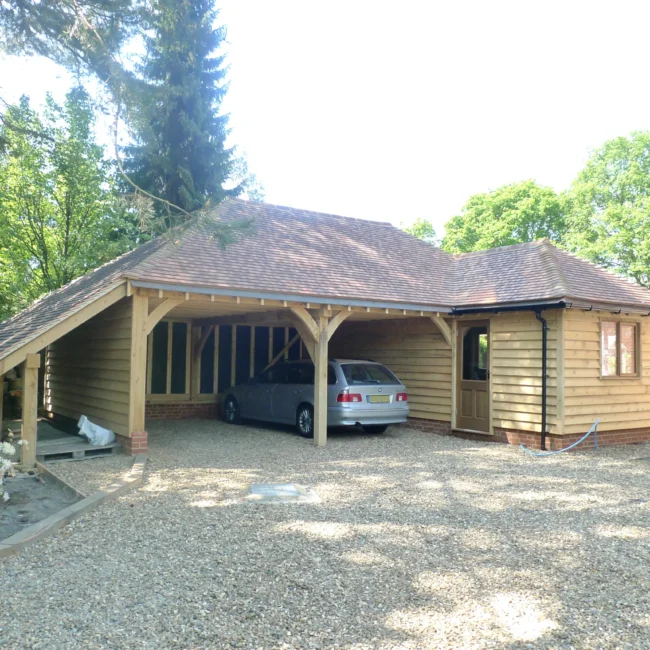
[488,309,560,436]
[44,298,132,436]
[330,318,453,422]
[562,308,650,435]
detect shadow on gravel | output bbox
[4,419,648,649]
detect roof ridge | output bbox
[552,244,650,292]
[226,197,393,227]
[452,238,547,259]
[539,240,571,296]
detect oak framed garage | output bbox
[3,198,650,465]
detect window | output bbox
[147,321,191,396]
[462,326,489,381]
[601,321,639,377]
[340,363,399,385]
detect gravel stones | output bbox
[1,421,649,649]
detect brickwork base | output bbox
[405,417,650,450]
[116,430,148,455]
[145,402,217,420]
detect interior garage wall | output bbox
[563,309,649,435]
[489,309,559,435]
[44,297,132,435]
[330,318,452,421]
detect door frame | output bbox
[453,318,492,434]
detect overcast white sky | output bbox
[1,0,649,235]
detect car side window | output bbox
[257,365,289,384]
[290,364,314,385]
[285,364,304,385]
[328,365,337,385]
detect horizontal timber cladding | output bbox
[330,318,452,422]
[563,308,650,435]
[44,297,132,436]
[489,309,559,435]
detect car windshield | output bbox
[341,363,399,385]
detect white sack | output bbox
[77,415,116,446]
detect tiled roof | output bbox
[2,198,650,363]
[453,239,650,309]
[126,199,458,307]
[0,240,162,360]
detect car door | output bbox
[243,365,284,421]
[272,363,308,424]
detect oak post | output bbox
[313,314,329,447]
[20,354,40,467]
[0,373,4,437]
[129,293,149,436]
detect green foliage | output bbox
[0,0,142,87]
[0,88,142,319]
[564,132,650,287]
[401,217,438,245]
[125,0,247,227]
[442,180,567,253]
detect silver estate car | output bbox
[223,359,409,437]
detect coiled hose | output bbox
[520,419,599,457]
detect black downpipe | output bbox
[535,311,548,451]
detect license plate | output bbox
[368,395,390,404]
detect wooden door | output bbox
[456,321,490,432]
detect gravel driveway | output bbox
[2,420,650,649]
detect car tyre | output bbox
[296,404,314,438]
[362,425,388,434]
[223,395,241,424]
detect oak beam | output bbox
[289,306,319,342]
[128,294,149,435]
[250,326,256,377]
[291,322,316,361]
[313,315,329,447]
[230,325,237,387]
[195,324,215,358]
[327,310,352,341]
[263,333,300,372]
[195,311,285,328]
[450,319,458,430]
[430,315,452,346]
[0,373,4,436]
[20,354,40,467]
[145,297,184,335]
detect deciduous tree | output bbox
[442,180,567,253]
[0,88,141,318]
[564,132,650,286]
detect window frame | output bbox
[599,319,641,380]
[146,319,192,401]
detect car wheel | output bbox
[362,425,388,434]
[296,404,314,438]
[224,395,241,424]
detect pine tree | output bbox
[125,0,242,225]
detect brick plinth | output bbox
[402,418,452,436]
[405,417,650,450]
[116,430,148,455]
[145,402,217,420]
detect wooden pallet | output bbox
[36,439,122,463]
